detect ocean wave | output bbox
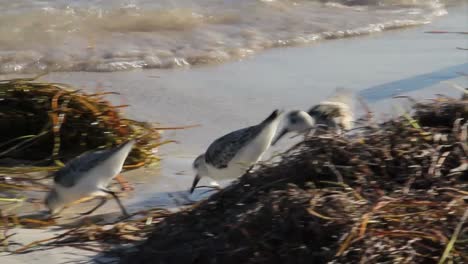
[0,0,448,73]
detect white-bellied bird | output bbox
[190,110,283,193]
[45,140,136,217]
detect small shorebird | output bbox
[45,140,136,217]
[272,88,354,144]
[190,110,283,193]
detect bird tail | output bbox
[114,139,136,152]
[261,109,282,124]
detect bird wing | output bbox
[326,87,354,107]
[205,125,263,169]
[308,88,354,125]
[54,148,115,187]
[308,103,342,121]
[308,101,354,130]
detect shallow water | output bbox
[0,0,449,73]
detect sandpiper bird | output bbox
[45,140,136,216]
[272,88,354,145]
[190,110,283,193]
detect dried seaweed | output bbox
[0,76,164,170]
[12,208,172,254]
[0,76,173,243]
[2,90,467,263]
[414,96,468,129]
[118,96,468,264]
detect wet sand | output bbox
[1,3,467,263]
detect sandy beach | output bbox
[1,2,467,263]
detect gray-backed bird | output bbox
[190,110,283,193]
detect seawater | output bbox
[0,0,449,73]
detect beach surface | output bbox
[1,2,467,263]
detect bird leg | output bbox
[99,188,130,217]
[114,174,134,192]
[79,196,108,216]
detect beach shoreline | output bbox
[1,2,467,263]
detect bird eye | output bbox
[290,117,298,124]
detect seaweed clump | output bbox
[119,95,467,264]
[0,76,164,174]
[414,95,468,128]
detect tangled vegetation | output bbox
[1,84,466,264]
[0,76,165,172]
[0,76,169,244]
[118,93,467,264]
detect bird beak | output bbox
[272,128,289,146]
[190,174,201,194]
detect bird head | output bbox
[272,110,315,145]
[44,189,65,216]
[190,154,208,194]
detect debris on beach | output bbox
[113,93,467,264]
[0,76,167,180]
[414,94,468,128]
[2,90,467,263]
[0,75,171,237]
[11,207,172,254]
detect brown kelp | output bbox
[0,76,169,233]
[116,93,467,264]
[0,76,166,175]
[3,91,466,263]
[10,208,173,254]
